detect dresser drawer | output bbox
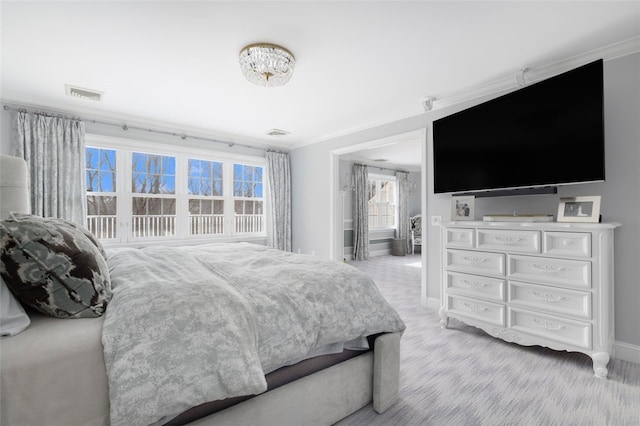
[508,281,591,319]
[509,308,591,350]
[508,255,591,289]
[477,229,540,253]
[543,232,591,258]
[447,295,505,326]
[446,250,505,276]
[445,228,475,248]
[446,272,505,302]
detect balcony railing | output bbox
[190,214,224,235]
[132,215,176,238]
[87,213,264,239]
[87,215,117,240]
[235,214,264,234]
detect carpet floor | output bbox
[335,254,640,426]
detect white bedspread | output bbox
[102,243,405,426]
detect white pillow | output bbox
[0,275,30,337]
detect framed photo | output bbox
[451,195,475,221]
[557,196,601,223]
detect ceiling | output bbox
[2,1,640,170]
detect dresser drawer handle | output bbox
[561,239,579,247]
[454,233,468,241]
[529,291,567,303]
[529,263,565,274]
[463,256,489,265]
[528,317,565,332]
[493,235,524,245]
[461,279,490,289]
[462,302,489,313]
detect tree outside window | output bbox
[233,164,264,233]
[188,159,224,235]
[86,147,117,239]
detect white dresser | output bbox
[438,221,619,378]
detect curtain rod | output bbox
[355,162,409,174]
[2,103,269,153]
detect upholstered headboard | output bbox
[0,155,30,219]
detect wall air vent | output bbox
[266,128,290,136]
[65,84,104,102]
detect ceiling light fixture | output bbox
[239,43,295,87]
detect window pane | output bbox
[234,182,243,197]
[132,152,175,195]
[147,198,161,215]
[189,159,223,197]
[87,195,99,216]
[214,200,224,214]
[201,199,212,214]
[86,147,116,193]
[132,197,147,215]
[189,199,201,214]
[188,177,199,195]
[100,172,115,192]
[131,196,176,238]
[244,200,254,215]
[162,199,176,215]
[189,198,223,236]
[86,195,117,240]
[102,196,117,215]
[160,176,175,194]
[86,147,99,169]
[101,150,116,172]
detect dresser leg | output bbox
[591,352,609,379]
[438,307,449,328]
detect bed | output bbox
[0,154,405,426]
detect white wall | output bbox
[291,52,640,355]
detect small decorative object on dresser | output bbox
[438,221,620,378]
[451,195,475,221]
[557,196,601,223]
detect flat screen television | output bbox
[433,59,604,195]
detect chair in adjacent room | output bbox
[410,214,422,254]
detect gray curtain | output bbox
[352,163,369,260]
[12,111,86,225]
[396,171,410,252]
[266,151,292,252]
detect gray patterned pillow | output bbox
[0,215,111,318]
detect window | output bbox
[85,136,266,243]
[368,175,397,229]
[131,152,176,238]
[188,159,224,235]
[86,147,117,239]
[233,164,264,233]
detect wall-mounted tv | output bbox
[433,59,604,195]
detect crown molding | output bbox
[300,36,640,149]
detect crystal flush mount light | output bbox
[239,43,295,87]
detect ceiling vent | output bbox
[65,84,103,102]
[373,158,389,162]
[266,128,290,137]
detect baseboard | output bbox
[615,341,640,365]
[424,297,440,311]
[370,249,391,258]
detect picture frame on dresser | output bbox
[451,195,475,221]
[557,196,601,223]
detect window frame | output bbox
[367,173,398,231]
[85,134,268,247]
